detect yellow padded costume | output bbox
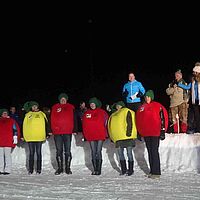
[23,111,47,142]
[108,108,137,143]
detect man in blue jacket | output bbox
[122,72,146,141]
[122,72,146,112]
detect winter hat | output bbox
[115,101,125,108]
[144,90,154,100]
[89,97,102,108]
[193,62,200,73]
[58,93,68,101]
[29,101,39,108]
[23,101,39,112]
[110,103,117,113]
[0,108,8,116]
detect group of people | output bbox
[0,93,77,176]
[0,62,199,180]
[166,62,200,134]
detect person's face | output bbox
[60,97,67,104]
[90,103,96,110]
[116,105,122,110]
[10,107,16,114]
[32,105,39,112]
[80,102,86,109]
[193,71,199,77]
[145,96,152,104]
[128,73,135,82]
[2,111,8,117]
[175,72,182,81]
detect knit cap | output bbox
[144,90,154,100]
[89,97,102,108]
[23,101,39,112]
[58,93,68,101]
[0,108,8,116]
[115,101,125,108]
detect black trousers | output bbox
[144,136,161,175]
[126,102,142,112]
[54,134,72,158]
[193,104,200,132]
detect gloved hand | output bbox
[106,105,111,112]
[131,92,138,100]
[122,89,129,97]
[160,129,165,140]
[136,91,143,98]
[46,133,51,139]
[13,135,18,144]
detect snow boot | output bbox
[36,159,42,174]
[65,155,72,174]
[55,156,63,175]
[95,159,102,175]
[148,174,160,179]
[28,159,34,174]
[173,123,178,133]
[126,161,134,176]
[91,159,97,175]
[181,122,188,133]
[119,160,127,175]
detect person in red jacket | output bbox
[136,90,168,179]
[50,93,77,175]
[82,97,109,175]
[0,108,20,175]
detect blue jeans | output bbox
[28,142,43,161]
[89,140,103,160]
[54,134,72,158]
[117,146,134,162]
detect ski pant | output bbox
[54,134,72,159]
[170,102,188,124]
[89,140,103,161]
[28,142,43,162]
[144,136,161,175]
[117,146,134,162]
[126,102,142,112]
[192,104,200,132]
[0,147,12,173]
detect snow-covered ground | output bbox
[1,133,200,200]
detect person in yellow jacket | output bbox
[22,101,51,175]
[108,101,137,176]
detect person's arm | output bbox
[13,123,18,144]
[73,110,78,133]
[126,111,132,137]
[166,86,175,95]
[122,85,129,98]
[45,118,51,137]
[138,82,145,96]
[12,123,18,136]
[159,107,165,140]
[178,82,191,90]
[104,112,109,138]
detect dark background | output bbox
[1,4,199,110]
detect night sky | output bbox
[1,5,199,110]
